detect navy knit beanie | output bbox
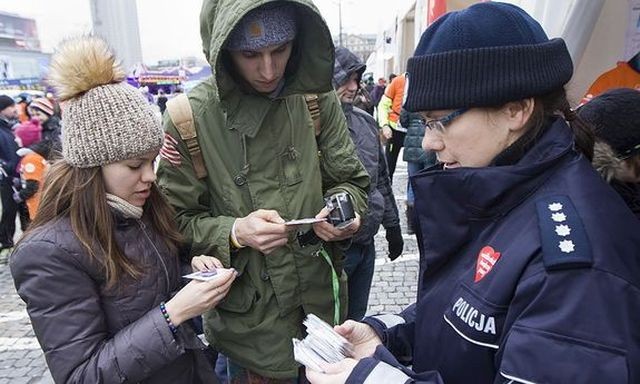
[404,2,574,112]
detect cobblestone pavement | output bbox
[0,156,418,382]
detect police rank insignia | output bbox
[536,195,592,270]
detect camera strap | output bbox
[317,247,340,325]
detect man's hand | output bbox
[334,320,382,359]
[306,358,359,384]
[234,209,291,254]
[381,124,393,140]
[386,226,404,261]
[312,207,361,242]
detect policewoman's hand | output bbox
[306,358,358,384]
[234,209,290,254]
[334,320,382,359]
[164,268,237,326]
[312,208,361,242]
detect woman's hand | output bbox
[191,255,223,272]
[335,320,382,359]
[306,358,359,384]
[164,268,237,326]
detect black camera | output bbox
[296,192,356,247]
[324,192,356,229]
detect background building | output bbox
[90,0,143,71]
[335,33,377,63]
[0,11,49,89]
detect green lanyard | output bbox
[318,248,340,325]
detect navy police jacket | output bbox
[348,119,640,383]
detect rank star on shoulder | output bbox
[548,203,563,212]
[558,240,575,253]
[555,224,571,236]
[551,212,567,222]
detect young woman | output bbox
[10,36,236,384]
[307,3,640,384]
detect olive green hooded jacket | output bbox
[156,0,369,378]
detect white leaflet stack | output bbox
[292,314,354,373]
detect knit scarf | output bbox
[106,193,143,219]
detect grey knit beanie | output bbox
[226,3,297,51]
[48,36,163,168]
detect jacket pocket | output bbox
[499,325,628,384]
[216,268,257,314]
[279,149,302,186]
[443,284,508,350]
[211,253,253,314]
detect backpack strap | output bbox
[165,94,207,179]
[304,94,321,136]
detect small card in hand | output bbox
[183,269,219,281]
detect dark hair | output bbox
[524,88,595,160]
[21,160,183,288]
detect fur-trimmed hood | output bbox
[592,140,625,183]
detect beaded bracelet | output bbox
[159,301,178,334]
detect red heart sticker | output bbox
[475,246,501,283]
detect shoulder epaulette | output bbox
[535,195,592,270]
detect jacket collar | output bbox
[412,118,576,268]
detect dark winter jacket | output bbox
[0,116,18,179]
[343,103,399,244]
[349,119,640,383]
[11,212,218,384]
[400,109,435,166]
[333,47,399,243]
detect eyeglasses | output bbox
[424,108,468,133]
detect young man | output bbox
[332,47,403,320]
[156,1,370,382]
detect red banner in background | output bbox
[427,0,447,24]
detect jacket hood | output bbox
[592,140,624,182]
[332,46,366,89]
[200,0,335,101]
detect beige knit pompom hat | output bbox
[48,36,163,168]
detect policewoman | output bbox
[306,3,640,383]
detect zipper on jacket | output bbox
[137,220,171,291]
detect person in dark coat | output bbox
[333,46,403,320]
[157,88,169,114]
[10,36,236,384]
[0,94,19,249]
[307,3,640,383]
[578,87,640,220]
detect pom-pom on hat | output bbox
[47,36,163,168]
[226,3,297,51]
[404,2,574,112]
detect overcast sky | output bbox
[0,0,413,63]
